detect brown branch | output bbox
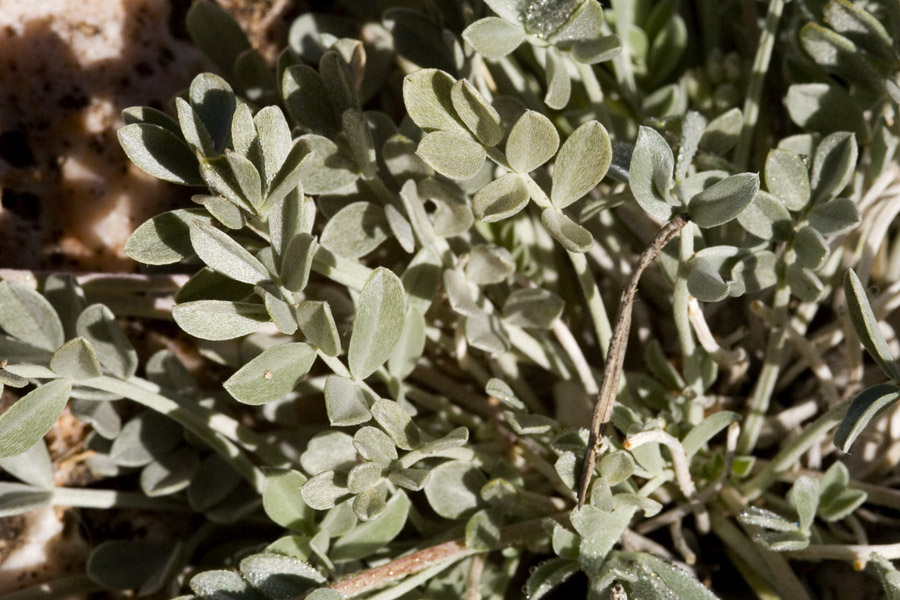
[328,514,563,598]
[577,214,690,507]
[332,538,472,597]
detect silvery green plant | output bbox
[2,0,900,598]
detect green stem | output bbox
[516,488,568,513]
[788,541,900,563]
[9,364,292,480]
[574,62,612,124]
[365,176,403,209]
[403,385,482,429]
[6,364,275,494]
[99,376,291,467]
[551,318,600,394]
[673,224,703,422]
[492,55,545,111]
[50,487,191,511]
[741,399,849,500]
[0,269,188,293]
[519,439,577,501]
[89,377,267,492]
[86,295,175,321]
[733,0,785,170]
[710,508,811,600]
[709,509,777,590]
[637,473,674,498]
[737,256,793,454]
[756,539,815,600]
[519,173,614,357]
[608,0,639,107]
[507,326,571,380]
[491,351,546,411]
[312,246,373,291]
[567,251,613,357]
[485,555,521,600]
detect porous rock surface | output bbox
[0,0,204,271]
[0,0,197,592]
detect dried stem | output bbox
[577,214,690,507]
[328,515,561,597]
[331,539,471,597]
[465,554,486,600]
